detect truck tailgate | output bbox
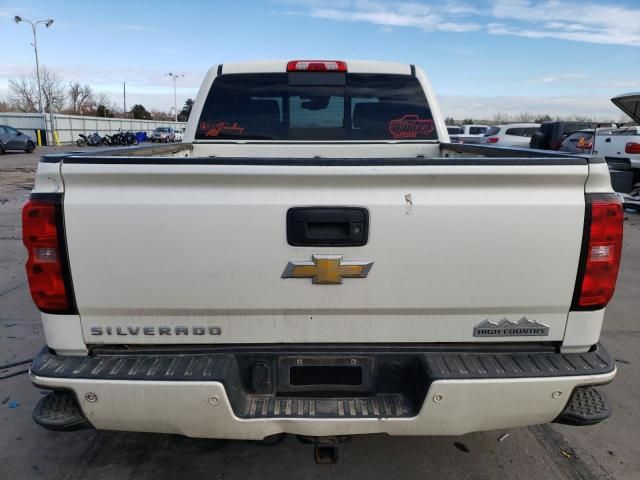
[60,159,588,344]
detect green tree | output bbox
[444,116,456,125]
[178,98,194,122]
[534,114,553,123]
[96,104,113,118]
[462,118,474,125]
[131,104,152,120]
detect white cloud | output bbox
[0,63,201,111]
[531,73,588,84]
[302,1,482,33]
[0,7,17,17]
[0,63,202,91]
[488,0,640,47]
[604,80,640,90]
[287,0,640,47]
[438,94,624,120]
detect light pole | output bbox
[165,72,184,122]
[14,16,54,114]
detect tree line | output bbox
[445,112,619,126]
[1,67,193,122]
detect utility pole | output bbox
[14,15,54,143]
[123,82,127,118]
[165,72,184,122]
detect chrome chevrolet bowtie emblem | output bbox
[282,255,373,285]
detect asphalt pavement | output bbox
[1,146,638,479]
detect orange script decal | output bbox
[388,115,434,139]
[200,121,245,137]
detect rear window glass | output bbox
[468,127,487,135]
[447,126,460,134]
[484,127,500,136]
[196,73,437,141]
[505,127,539,137]
[567,132,593,142]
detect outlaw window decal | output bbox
[388,115,434,139]
[200,121,245,137]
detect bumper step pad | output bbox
[30,345,615,421]
[32,391,92,431]
[555,386,611,426]
[246,394,410,418]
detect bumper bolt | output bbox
[85,392,98,403]
[433,394,444,403]
[552,391,563,399]
[209,395,220,405]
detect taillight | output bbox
[287,60,347,72]
[486,137,499,144]
[572,193,623,310]
[625,142,640,154]
[22,195,76,314]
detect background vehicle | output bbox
[174,127,184,142]
[448,124,489,144]
[559,129,596,154]
[530,121,593,150]
[25,60,621,462]
[152,127,175,142]
[481,123,540,147]
[76,132,106,147]
[0,125,36,153]
[591,93,640,172]
[593,126,640,170]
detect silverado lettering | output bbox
[90,326,222,336]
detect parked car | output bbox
[481,123,540,147]
[594,125,640,170]
[152,127,176,142]
[174,127,184,142]
[448,124,489,144]
[0,125,36,154]
[592,93,640,172]
[25,60,621,462]
[530,121,594,150]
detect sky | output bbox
[1,0,639,120]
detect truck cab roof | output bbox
[217,60,413,76]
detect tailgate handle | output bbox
[287,207,368,246]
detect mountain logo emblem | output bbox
[473,317,550,337]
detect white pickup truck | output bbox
[24,60,622,463]
[593,93,640,172]
[447,123,489,144]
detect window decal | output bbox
[388,115,434,139]
[200,121,245,137]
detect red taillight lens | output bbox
[287,60,347,72]
[625,142,640,154]
[573,194,624,310]
[486,137,499,144]
[22,196,74,313]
